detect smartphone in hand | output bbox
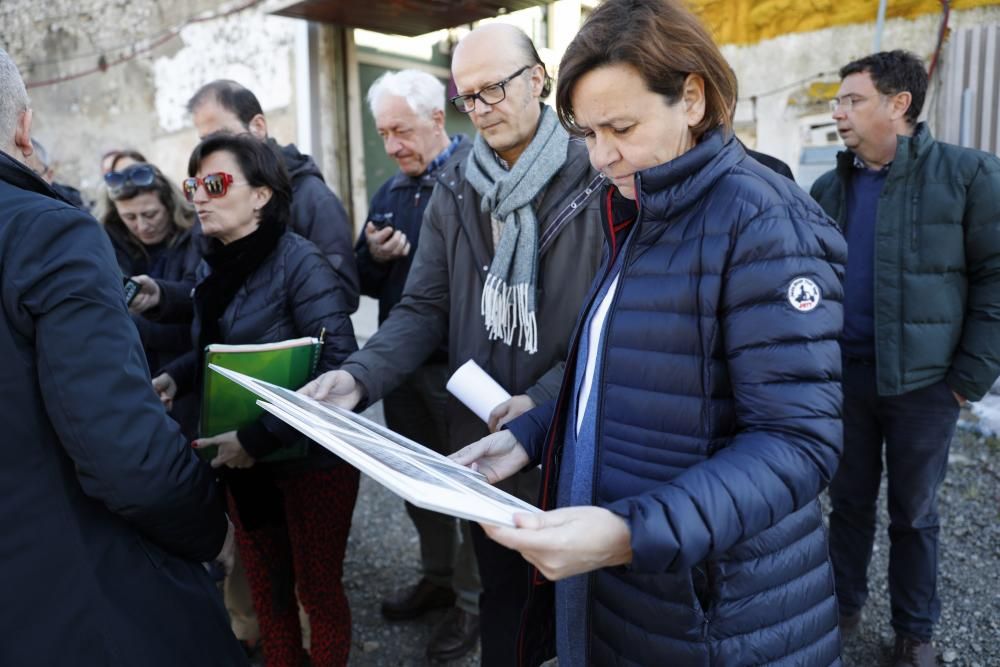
[368,212,394,232]
[123,277,141,306]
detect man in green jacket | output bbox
[811,50,1000,667]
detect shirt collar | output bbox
[852,153,892,173]
[493,151,511,171]
[424,135,462,177]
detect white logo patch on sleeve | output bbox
[787,277,821,312]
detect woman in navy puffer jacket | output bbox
[453,1,848,665]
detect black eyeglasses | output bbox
[105,164,156,199]
[449,65,532,113]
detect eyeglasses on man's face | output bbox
[829,94,883,114]
[449,65,533,113]
[181,172,246,201]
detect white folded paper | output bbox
[446,360,512,424]
[208,365,537,526]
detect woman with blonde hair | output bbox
[101,161,201,436]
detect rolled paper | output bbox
[446,360,512,424]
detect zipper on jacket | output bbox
[584,198,642,666]
[701,562,715,640]
[910,192,919,251]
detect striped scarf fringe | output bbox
[481,275,538,354]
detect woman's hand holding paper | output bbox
[482,506,633,581]
[450,430,530,484]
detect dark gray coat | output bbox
[340,137,605,451]
[279,141,360,311]
[0,151,245,666]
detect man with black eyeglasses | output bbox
[302,23,606,665]
[810,50,1000,667]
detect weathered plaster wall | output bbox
[1,0,299,199]
[725,5,1000,176]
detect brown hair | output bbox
[556,0,736,139]
[100,164,195,261]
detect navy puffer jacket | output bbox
[509,131,847,666]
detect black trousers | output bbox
[828,358,959,640]
[469,467,540,667]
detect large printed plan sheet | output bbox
[209,365,539,527]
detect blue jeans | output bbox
[828,358,959,640]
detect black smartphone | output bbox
[123,277,141,306]
[368,211,394,231]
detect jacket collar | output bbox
[0,149,71,203]
[835,122,933,181]
[393,134,472,192]
[636,128,741,223]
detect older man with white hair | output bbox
[356,69,480,661]
[0,48,246,666]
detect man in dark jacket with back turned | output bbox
[303,24,606,666]
[0,48,246,667]
[811,50,1000,667]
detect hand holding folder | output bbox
[197,335,323,463]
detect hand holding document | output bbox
[209,365,538,527]
[446,360,512,424]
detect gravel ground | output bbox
[341,399,998,666]
[345,401,479,667]
[834,411,1000,667]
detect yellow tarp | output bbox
[689,0,1000,45]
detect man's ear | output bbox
[431,108,446,132]
[889,91,913,123]
[528,63,546,98]
[13,108,34,160]
[248,113,268,140]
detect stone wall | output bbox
[695,0,1000,46]
[725,4,1000,179]
[1,0,299,201]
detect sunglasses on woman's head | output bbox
[181,172,239,201]
[104,163,156,200]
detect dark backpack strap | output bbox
[538,172,606,257]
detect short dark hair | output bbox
[840,50,927,126]
[188,133,292,230]
[513,30,553,98]
[556,0,736,140]
[186,80,264,128]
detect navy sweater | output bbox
[842,166,888,359]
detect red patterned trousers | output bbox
[230,465,360,667]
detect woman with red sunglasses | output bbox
[153,132,359,667]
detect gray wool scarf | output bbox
[465,105,569,354]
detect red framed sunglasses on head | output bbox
[181,172,239,201]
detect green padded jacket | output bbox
[810,123,1000,400]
